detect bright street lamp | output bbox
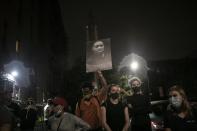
[11,71,18,77]
[130,61,139,71]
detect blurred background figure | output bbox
[20,98,38,131]
[164,85,197,131]
[7,100,21,131]
[0,73,15,131]
[44,98,53,125]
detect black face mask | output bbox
[132,86,141,93]
[110,93,119,100]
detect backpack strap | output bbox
[57,117,64,131]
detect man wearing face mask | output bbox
[126,77,152,131]
[164,85,197,131]
[75,70,108,131]
[48,97,90,131]
[101,84,130,131]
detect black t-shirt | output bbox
[20,107,38,129]
[164,110,197,131]
[126,94,151,125]
[101,100,127,131]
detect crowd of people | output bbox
[1,70,197,131]
[0,93,38,131]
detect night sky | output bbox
[59,1,197,65]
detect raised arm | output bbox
[96,70,107,88]
[96,70,109,101]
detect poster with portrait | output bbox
[86,38,112,72]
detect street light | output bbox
[11,71,18,77]
[130,61,139,71]
[130,60,151,97]
[119,53,151,97]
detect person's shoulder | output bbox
[63,112,73,117]
[121,100,128,107]
[125,95,133,102]
[63,112,79,121]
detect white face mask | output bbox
[55,110,62,117]
[170,96,182,108]
[54,105,63,117]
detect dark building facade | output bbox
[0,0,68,102]
[148,57,197,100]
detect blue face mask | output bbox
[170,96,182,108]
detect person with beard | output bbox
[75,70,108,131]
[101,84,130,131]
[126,77,151,131]
[164,85,197,131]
[48,97,90,131]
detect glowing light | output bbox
[11,71,18,77]
[130,61,139,71]
[6,74,15,81]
